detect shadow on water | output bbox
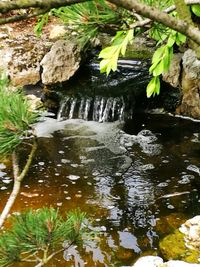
[0,59,200,266]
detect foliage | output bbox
[0,208,92,267]
[99,29,134,75]
[0,73,39,157]
[34,13,49,37]
[191,4,200,17]
[147,30,186,97]
[50,0,122,47]
[142,0,174,10]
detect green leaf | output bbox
[176,33,186,46]
[34,13,49,37]
[146,76,160,98]
[192,4,200,17]
[152,46,165,64]
[167,34,176,47]
[99,46,118,59]
[99,29,134,75]
[152,61,164,76]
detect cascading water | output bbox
[57,95,132,122]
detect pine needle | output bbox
[0,73,39,157]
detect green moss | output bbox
[124,49,153,59]
[159,229,200,263]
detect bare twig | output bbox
[0,139,37,229]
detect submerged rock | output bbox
[159,230,199,263]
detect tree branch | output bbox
[0,8,49,25]
[108,0,200,45]
[129,0,200,29]
[0,0,90,13]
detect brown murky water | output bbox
[0,113,199,267]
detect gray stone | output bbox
[132,256,200,267]
[133,256,163,267]
[162,53,183,88]
[49,25,68,40]
[182,50,200,80]
[179,216,200,250]
[40,40,81,85]
[179,49,200,119]
[165,260,200,267]
[0,36,50,87]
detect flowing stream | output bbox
[0,60,200,267]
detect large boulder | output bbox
[40,40,81,85]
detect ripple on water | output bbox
[67,175,80,181]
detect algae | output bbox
[159,229,200,263]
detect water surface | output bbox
[0,112,199,267]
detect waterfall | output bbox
[57,96,133,122]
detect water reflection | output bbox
[0,113,200,266]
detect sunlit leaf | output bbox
[99,46,118,58]
[192,4,200,17]
[152,61,164,76]
[146,76,160,98]
[152,46,165,63]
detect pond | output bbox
[0,111,199,267]
[0,59,200,266]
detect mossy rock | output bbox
[159,230,199,263]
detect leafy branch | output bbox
[146,30,186,97]
[99,29,134,75]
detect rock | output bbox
[179,216,200,251]
[162,53,183,88]
[178,49,200,119]
[49,25,68,40]
[0,35,51,87]
[159,229,199,263]
[26,94,43,111]
[165,260,200,267]
[133,256,163,267]
[132,256,200,267]
[40,40,81,85]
